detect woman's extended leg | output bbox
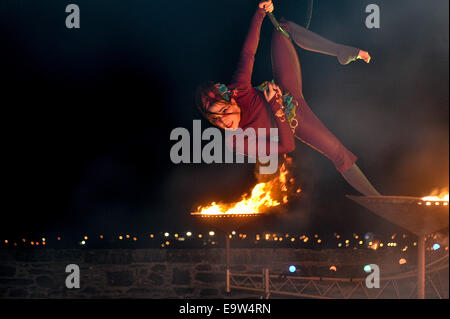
[285,19,361,65]
[270,22,380,196]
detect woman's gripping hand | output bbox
[259,0,274,13]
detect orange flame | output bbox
[421,188,449,202]
[191,156,300,216]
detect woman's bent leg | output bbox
[271,24,380,196]
[271,24,358,173]
[286,20,360,65]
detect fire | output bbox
[192,183,280,215]
[191,155,300,216]
[421,188,449,203]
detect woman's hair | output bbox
[195,81,233,119]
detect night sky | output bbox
[1,0,448,240]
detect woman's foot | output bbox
[357,50,371,63]
[341,164,380,196]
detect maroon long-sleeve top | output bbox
[226,8,295,157]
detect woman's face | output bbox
[207,99,241,130]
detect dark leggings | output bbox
[271,21,357,173]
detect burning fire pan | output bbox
[346,195,448,236]
[190,211,284,234]
[347,195,448,299]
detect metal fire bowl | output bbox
[191,213,273,234]
[347,195,449,236]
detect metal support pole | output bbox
[226,233,230,293]
[264,268,270,299]
[262,268,265,296]
[417,235,426,299]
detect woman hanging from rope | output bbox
[195,0,380,196]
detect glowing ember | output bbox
[369,241,379,250]
[421,188,449,204]
[191,155,300,216]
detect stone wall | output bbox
[0,248,427,298]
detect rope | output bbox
[305,0,314,29]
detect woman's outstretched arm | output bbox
[230,1,274,86]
